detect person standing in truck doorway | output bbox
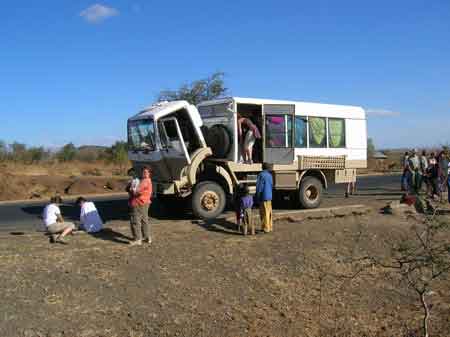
[127,166,153,246]
[237,114,261,164]
[256,163,273,233]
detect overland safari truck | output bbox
[127,97,367,219]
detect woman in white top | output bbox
[76,197,103,233]
[42,196,75,244]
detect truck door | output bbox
[263,104,295,164]
[158,117,191,180]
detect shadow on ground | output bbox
[193,218,243,236]
[90,228,132,244]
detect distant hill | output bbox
[76,145,109,161]
[77,145,108,151]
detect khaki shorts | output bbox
[47,222,75,234]
[244,130,256,148]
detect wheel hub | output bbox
[200,191,219,211]
[306,185,318,200]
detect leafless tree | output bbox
[351,215,450,337]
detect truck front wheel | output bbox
[192,181,226,219]
[298,176,323,209]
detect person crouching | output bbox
[75,197,104,233]
[42,196,75,244]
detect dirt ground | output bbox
[1,205,449,337]
[0,162,128,201]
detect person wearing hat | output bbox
[42,195,75,244]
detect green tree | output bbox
[367,138,375,158]
[57,143,77,162]
[10,142,27,162]
[158,72,228,105]
[0,140,7,161]
[107,141,129,174]
[27,146,48,163]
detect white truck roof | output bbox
[198,97,366,120]
[129,97,366,121]
[128,100,191,121]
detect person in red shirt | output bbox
[127,166,153,246]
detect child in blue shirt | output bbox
[239,184,254,236]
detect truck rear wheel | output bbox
[298,176,323,209]
[192,181,226,219]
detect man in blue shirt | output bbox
[256,163,273,233]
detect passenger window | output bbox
[164,120,179,141]
[294,116,307,148]
[158,122,169,148]
[265,115,293,148]
[309,117,327,148]
[328,118,346,148]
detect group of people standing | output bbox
[401,147,450,202]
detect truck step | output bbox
[237,180,256,184]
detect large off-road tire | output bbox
[204,124,232,159]
[192,181,226,219]
[298,176,323,209]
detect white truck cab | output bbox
[127,97,367,219]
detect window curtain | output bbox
[295,117,306,147]
[329,119,344,147]
[310,117,326,146]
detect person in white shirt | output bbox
[127,168,140,194]
[42,196,75,244]
[76,197,103,233]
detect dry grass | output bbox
[1,210,449,337]
[0,160,128,177]
[0,161,129,201]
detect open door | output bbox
[158,117,191,180]
[263,104,295,164]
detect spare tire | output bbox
[204,124,232,158]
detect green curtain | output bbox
[329,119,344,147]
[310,117,326,146]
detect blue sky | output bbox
[1,0,449,149]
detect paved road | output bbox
[0,174,401,232]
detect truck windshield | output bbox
[128,119,156,151]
